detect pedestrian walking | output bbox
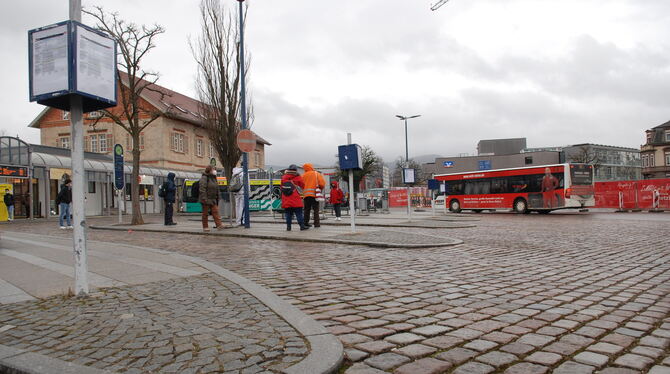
[160,172,177,226]
[281,165,307,231]
[199,165,223,231]
[302,163,325,228]
[56,179,73,229]
[329,181,344,221]
[3,189,14,221]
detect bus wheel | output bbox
[513,198,528,214]
[449,199,461,213]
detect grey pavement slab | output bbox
[91,221,464,248]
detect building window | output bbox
[62,111,70,120]
[171,133,185,153]
[126,133,145,151]
[666,152,670,166]
[524,156,533,165]
[196,138,203,157]
[209,143,214,158]
[254,151,261,167]
[99,134,108,153]
[88,181,96,193]
[650,154,655,167]
[59,136,70,149]
[665,131,670,142]
[90,135,98,153]
[87,111,103,119]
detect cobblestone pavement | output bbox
[3,212,670,373]
[0,273,308,373]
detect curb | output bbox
[0,246,343,374]
[90,225,463,248]
[190,217,478,229]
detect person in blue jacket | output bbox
[163,172,177,225]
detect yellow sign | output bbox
[0,184,13,222]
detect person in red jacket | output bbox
[329,181,344,221]
[281,165,308,231]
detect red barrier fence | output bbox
[594,179,670,210]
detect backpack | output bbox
[158,182,167,198]
[191,181,200,200]
[229,173,243,192]
[281,180,302,197]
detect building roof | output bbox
[28,72,270,146]
[652,120,670,130]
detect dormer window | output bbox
[665,130,670,142]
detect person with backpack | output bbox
[159,172,177,226]
[231,167,246,226]
[329,181,344,221]
[302,163,325,228]
[3,189,14,221]
[199,165,223,231]
[281,164,308,231]
[56,179,73,229]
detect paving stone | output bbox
[504,363,549,374]
[640,335,669,349]
[614,354,655,370]
[344,363,387,374]
[630,346,664,359]
[345,348,369,362]
[463,339,498,352]
[363,352,411,370]
[394,357,452,374]
[525,351,562,366]
[500,342,535,355]
[574,351,609,368]
[410,325,450,337]
[476,351,517,367]
[384,332,423,345]
[648,366,670,374]
[435,347,478,364]
[354,340,396,354]
[554,361,595,374]
[452,361,495,374]
[597,368,640,374]
[516,333,555,347]
[358,327,395,339]
[422,335,463,349]
[601,333,636,347]
[340,333,373,346]
[393,343,437,359]
[588,342,624,355]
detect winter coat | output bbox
[3,193,14,207]
[199,173,220,206]
[56,184,72,205]
[281,172,304,209]
[301,163,325,198]
[164,172,177,203]
[329,181,344,204]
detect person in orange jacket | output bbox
[302,163,325,227]
[329,181,344,221]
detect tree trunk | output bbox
[131,144,144,225]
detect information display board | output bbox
[29,21,117,112]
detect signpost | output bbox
[338,136,362,232]
[28,0,117,296]
[402,168,416,222]
[114,144,124,224]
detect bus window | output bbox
[491,178,507,194]
[479,180,491,194]
[510,176,529,193]
[464,181,475,195]
[446,181,464,195]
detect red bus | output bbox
[435,163,595,214]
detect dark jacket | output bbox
[56,184,72,205]
[281,172,304,209]
[199,173,220,206]
[3,193,14,207]
[164,172,177,203]
[329,181,344,204]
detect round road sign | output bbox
[236,130,256,153]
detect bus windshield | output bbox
[570,164,593,185]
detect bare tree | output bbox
[191,0,252,186]
[84,6,165,225]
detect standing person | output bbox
[329,181,344,221]
[56,179,73,229]
[302,163,325,228]
[3,189,14,221]
[199,165,223,231]
[541,167,559,209]
[231,167,246,226]
[162,172,177,226]
[281,165,307,231]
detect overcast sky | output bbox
[3,0,670,166]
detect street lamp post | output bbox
[396,114,421,220]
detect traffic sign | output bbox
[236,130,256,153]
[210,157,217,166]
[113,144,124,190]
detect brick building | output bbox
[29,75,269,173]
[641,121,670,179]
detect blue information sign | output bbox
[478,160,492,171]
[114,144,124,190]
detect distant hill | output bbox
[385,154,442,168]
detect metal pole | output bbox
[238,0,251,229]
[348,133,356,232]
[404,119,411,221]
[117,190,122,224]
[69,0,88,296]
